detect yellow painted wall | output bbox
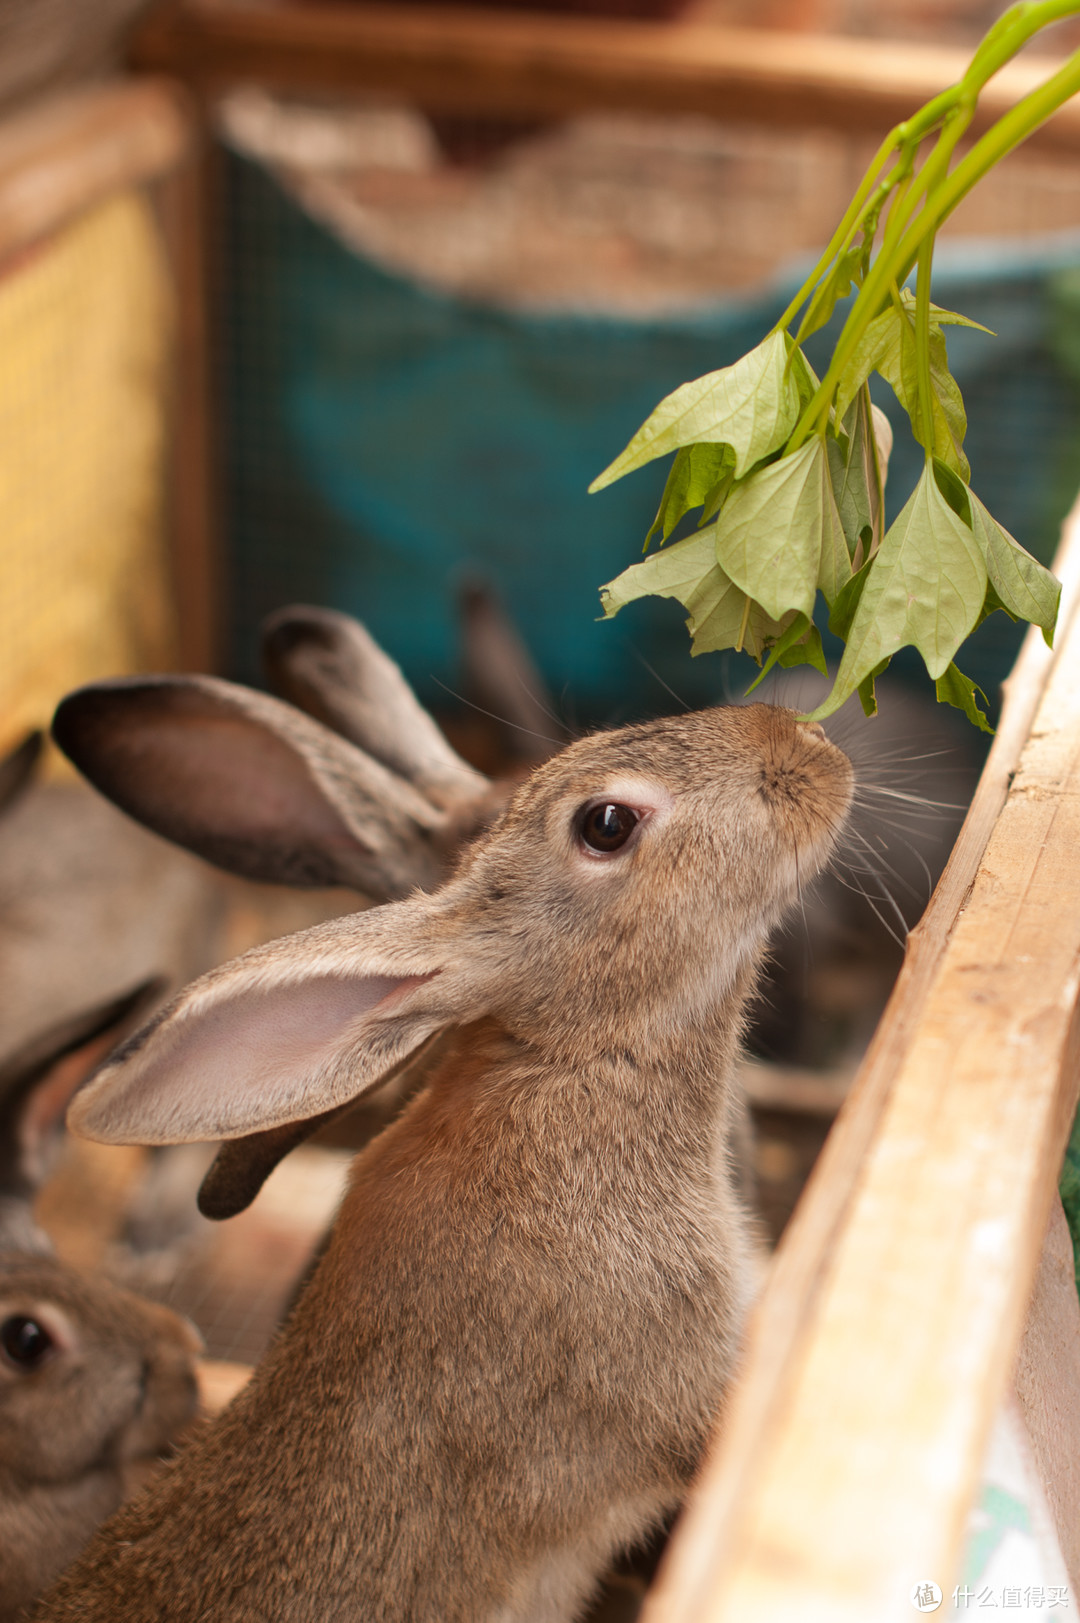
[0,189,176,765]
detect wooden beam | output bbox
[644,499,1080,1622]
[131,1,1080,153]
[156,129,222,674]
[0,79,192,268]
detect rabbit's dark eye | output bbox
[1,1315,54,1370]
[578,803,640,854]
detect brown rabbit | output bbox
[0,996,203,1623]
[32,702,851,1623]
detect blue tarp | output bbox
[223,151,1080,725]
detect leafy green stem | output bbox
[786,40,1080,450]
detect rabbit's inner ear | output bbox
[68,972,437,1149]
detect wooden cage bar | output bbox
[132,0,1080,152]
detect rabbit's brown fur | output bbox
[34,704,851,1623]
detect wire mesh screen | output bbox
[215,100,1080,728]
[0,188,176,763]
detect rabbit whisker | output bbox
[628,649,691,712]
[429,679,565,748]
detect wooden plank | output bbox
[1015,1194,1080,1592]
[156,130,222,674]
[131,1,1080,152]
[0,79,192,268]
[644,498,1080,1623]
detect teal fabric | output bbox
[221,152,1080,726]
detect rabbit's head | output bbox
[0,1252,200,1487]
[0,997,203,1622]
[67,704,851,1214]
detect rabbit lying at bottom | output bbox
[0,996,203,1623]
[34,702,852,1623]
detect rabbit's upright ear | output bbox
[0,982,162,1246]
[67,898,467,1173]
[262,606,491,814]
[52,676,453,898]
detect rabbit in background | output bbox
[32,700,851,1622]
[0,994,203,1623]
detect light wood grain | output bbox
[0,79,192,268]
[131,1,1080,152]
[1015,1194,1080,1593]
[644,500,1080,1623]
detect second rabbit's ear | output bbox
[52,676,452,898]
[262,605,491,814]
[67,898,473,1162]
[0,732,43,818]
[0,982,163,1247]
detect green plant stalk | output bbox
[914,236,936,461]
[786,43,1080,451]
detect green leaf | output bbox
[935,662,994,733]
[833,291,972,479]
[646,443,736,547]
[795,248,863,345]
[599,528,717,621]
[930,456,972,524]
[597,526,791,662]
[745,614,828,692]
[828,389,887,567]
[589,331,800,490]
[966,490,1060,646]
[788,344,822,413]
[684,569,795,661]
[713,439,849,623]
[857,660,891,718]
[803,461,988,720]
[827,552,873,641]
[927,301,995,335]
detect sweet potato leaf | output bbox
[646,443,736,547]
[833,291,974,479]
[714,439,850,622]
[967,490,1060,644]
[935,662,993,733]
[804,460,987,719]
[745,614,828,692]
[589,330,800,490]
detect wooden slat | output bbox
[131,1,1080,152]
[0,79,192,267]
[644,501,1080,1622]
[156,131,222,673]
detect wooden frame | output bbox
[0,78,219,673]
[131,0,1080,151]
